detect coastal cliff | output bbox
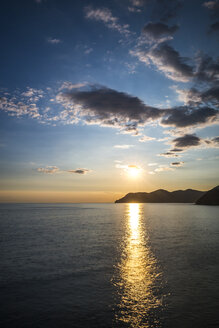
[196,186,219,205]
[115,189,205,203]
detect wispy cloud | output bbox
[114,144,134,149]
[84,6,130,35]
[47,38,61,44]
[139,135,156,142]
[84,48,93,55]
[37,166,91,175]
[154,166,174,172]
[148,162,157,166]
[128,6,142,13]
[203,1,219,12]
[58,82,87,91]
[37,166,59,174]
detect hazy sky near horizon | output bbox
[0,0,219,202]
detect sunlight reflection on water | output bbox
[114,203,163,327]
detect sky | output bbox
[0,0,219,202]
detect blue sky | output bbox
[0,0,219,202]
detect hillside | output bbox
[115,189,205,203]
[196,186,219,205]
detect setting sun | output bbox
[127,165,141,178]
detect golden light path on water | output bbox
[114,203,163,327]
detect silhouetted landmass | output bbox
[196,186,219,205]
[115,189,205,203]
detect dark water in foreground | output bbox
[0,203,219,328]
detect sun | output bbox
[127,165,140,178]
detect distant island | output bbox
[115,186,219,205]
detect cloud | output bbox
[212,136,219,144]
[154,166,174,172]
[21,87,44,102]
[67,169,90,174]
[58,86,162,135]
[128,6,142,13]
[174,85,219,108]
[203,1,219,15]
[131,44,193,82]
[171,134,201,149]
[203,1,219,9]
[37,166,59,174]
[115,162,142,173]
[1,84,218,145]
[139,135,156,142]
[171,161,184,166]
[128,0,148,12]
[170,148,184,152]
[130,0,147,6]
[148,162,157,166]
[84,6,130,35]
[195,54,219,83]
[84,48,93,55]
[0,95,41,119]
[165,134,219,153]
[114,144,134,149]
[47,38,61,44]
[58,82,87,91]
[161,106,218,128]
[142,22,178,42]
[37,166,91,175]
[159,152,180,157]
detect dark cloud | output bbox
[151,44,193,81]
[133,43,193,82]
[167,134,219,153]
[172,134,201,148]
[159,152,180,157]
[142,22,179,40]
[67,169,90,174]
[171,161,184,166]
[195,54,219,83]
[181,86,219,107]
[2,84,218,134]
[161,106,218,128]
[60,86,162,134]
[212,136,219,143]
[171,148,183,152]
[201,86,219,106]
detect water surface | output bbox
[0,203,218,327]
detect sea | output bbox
[0,203,219,328]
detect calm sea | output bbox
[0,203,219,328]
